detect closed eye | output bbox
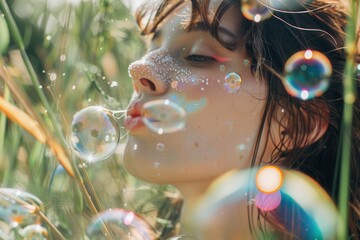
[185,54,216,64]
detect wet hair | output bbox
[135,0,360,238]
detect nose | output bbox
[128,54,169,95]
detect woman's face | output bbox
[123,1,269,184]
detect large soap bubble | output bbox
[21,224,48,240]
[86,208,155,240]
[142,99,186,134]
[192,167,340,239]
[70,106,120,163]
[0,188,43,227]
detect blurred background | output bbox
[0,0,182,239]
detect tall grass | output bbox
[0,0,181,239]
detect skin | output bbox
[123,0,277,237]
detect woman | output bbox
[123,0,360,238]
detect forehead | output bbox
[163,1,243,36]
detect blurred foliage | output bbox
[0,0,182,239]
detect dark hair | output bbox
[135,0,360,238]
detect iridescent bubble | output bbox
[48,165,71,192]
[0,188,43,227]
[22,224,48,240]
[284,50,332,100]
[224,72,242,93]
[192,168,340,239]
[86,208,155,240]
[241,0,272,22]
[70,106,120,163]
[142,99,186,134]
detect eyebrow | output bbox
[187,21,238,41]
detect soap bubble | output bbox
[48,165,71,192]
[22,224,48,240]
[0,188,43,227]
[241,0,272,22]
[86,208,155,240]
[142,99,186,134]
[192,167,340,239]
[224,72,242,93]
[70,106,120,163]
[284,50,332,100]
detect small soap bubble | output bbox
[22,224,48,240]
[70,106,120,163]
[219,65,226,72]
[0,188,43,227]
[154,162,160,168]
[59,54,66,61]
[284,50,332,100]
[142,99,186,134]
[224,72,242,93]
[86,208,155,240]
[241,0,272,22]
[156,143,165,152]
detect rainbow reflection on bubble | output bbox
[70,106,120,163]
[241,0,272,22]
[0,188,43,227]
[192,167,341,239]
[22,224,48,240]
[142,99,186,134]
[284,50,332,100]
[86,208,155,240]
[224,72,242,93]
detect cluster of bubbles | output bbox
[192,166,340,239]
[86,208,155,240]
[238,0,333,100]
[0,188,48,239]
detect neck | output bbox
[172,179,213,234]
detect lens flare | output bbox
[86,208,155,240]
[142,99,186,134]
[284,50,332,100]
[70,106,120,163]
[256,165,283,193]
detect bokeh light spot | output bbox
[256,165,283,193]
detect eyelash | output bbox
[185,54,216,64]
